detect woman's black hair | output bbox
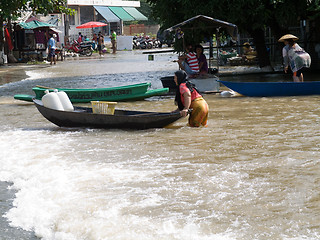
[174,70,200,110]
[195,44,204,54]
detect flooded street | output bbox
[0,51,320,240]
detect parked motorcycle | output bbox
[152,38,162,48]
[136,36,148,49]
[66,40,93,56]
[132,35,157,49]
[133,36,140,49]
[132,36,162,49]
[145,36,153,49]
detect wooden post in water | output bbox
[216,28,220,76]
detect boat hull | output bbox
[14,83,169,103]
[34,99,182,130]
[33,83,151,102]
[218,80,320,97]
[161,76,220,93]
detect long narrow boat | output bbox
[160,75,220,93]
[218,80,320,97]
[14,83,169,102]
[33,99,182,130]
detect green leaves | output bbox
[0,0,73,21]
[147,0,319,34]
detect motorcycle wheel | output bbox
[83,49,93,57]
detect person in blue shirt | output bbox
[48,33,56,65]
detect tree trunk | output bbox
[6,18,17,63]
[251,28,273,69]
[0,16,4,52]
[0,16,4,65]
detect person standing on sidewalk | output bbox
[48,33,56,65]
[97,32,104,57]
[110,30,117,54]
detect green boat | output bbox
[14,83,169,103]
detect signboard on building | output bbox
[67,0,140,7]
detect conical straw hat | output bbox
[278,34,299,42]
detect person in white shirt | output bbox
[279,34,311,82]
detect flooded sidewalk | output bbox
[0,51,178,85]
[0,50,278,87]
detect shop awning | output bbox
[166,15,238,40]
[108,6,135,21]
[122,7,148,21]
[18,20,55,29]
[94,6,120,23]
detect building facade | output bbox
[39,0,146,45]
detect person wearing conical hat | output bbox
[278,34,311,82]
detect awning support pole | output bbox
[216,28,220,76]
[209,36,213,68]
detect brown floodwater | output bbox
[0,51,319,239]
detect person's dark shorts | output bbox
[294,67,306,77]
[97,45,102,51]
[48,48,55,57]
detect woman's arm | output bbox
[180,91,191,117]
[282,47,289,72]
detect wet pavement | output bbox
[0,50,279,87]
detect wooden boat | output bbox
[14,83,169,102]
[162,15,237,94]
[218,80,320,97]
[160,75,220,93]
[33,99,182,130]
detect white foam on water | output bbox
[0,129,240,240]
[1,112,320,240]
[24,70,50,80]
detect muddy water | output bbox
[0,51,319,239]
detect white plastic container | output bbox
[42,90,64,111]
[56,90,74,111]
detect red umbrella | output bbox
[76,21,108,29]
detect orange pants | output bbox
[189,97,209,127]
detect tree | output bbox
[0,0,73,59]
[137,0,158,25]
[147,0,319,68]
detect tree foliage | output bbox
[0,0,73,21]
[137,0,158,25]
[0,0,73,53]
[147,0,318,36]
[147,0,320,67]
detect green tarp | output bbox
[122,7,147,21]
[18,20,55,29]
[94,6,120,23]
[108,7,135,21]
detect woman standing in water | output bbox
[173,70,209,127]
[279,34,311,82]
